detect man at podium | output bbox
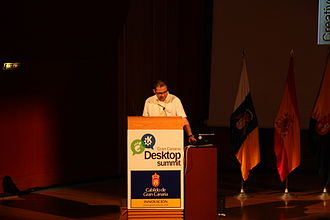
[143,80,197,144]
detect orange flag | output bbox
[274,50,300,182]
[230,55,260,181]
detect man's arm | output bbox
[183,117,197,144]
[142,99,149,116]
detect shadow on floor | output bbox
[0,193,119,218]
[225,200,328,220]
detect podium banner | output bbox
[128,128,184,209]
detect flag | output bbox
[230,55,260,181]
[274,51,300,182]
[309,52,330,186]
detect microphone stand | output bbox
[158,104,167,116]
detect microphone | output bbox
[158,104,165,111]
[157,104,167,116]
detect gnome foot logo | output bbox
[130,134,156,155]
[130,139,145,155]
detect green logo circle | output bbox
[130,139,145,155]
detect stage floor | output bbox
[219,171,330,220]
[0,172,329,220]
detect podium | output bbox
[184,145,218,220]
[127,117,217,220]
[127,117,185,219]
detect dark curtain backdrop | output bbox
[0,0,213,193]
[117,0,213,173]
[0,0,130,193]
[119,0,213,119]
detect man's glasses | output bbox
[155,91,168,95]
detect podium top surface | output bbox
[128,116,184,130]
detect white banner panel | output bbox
[318,0,330,44]
[127,129,184,209]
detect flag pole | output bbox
[281,178,290,200]
[232,49,259,202]
[238,49,247,201]
[320,186,329,200]
[281,177,289,199]
[240,178,245,194]
[309,49,330,202]
[237,176,249,200]
[285,178,289,194]
[281,176,296,199]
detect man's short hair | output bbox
[153,80,167,90]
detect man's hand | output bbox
[188,135,197,144]
[183,118,197,144]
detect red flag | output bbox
[274,51,300,182]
